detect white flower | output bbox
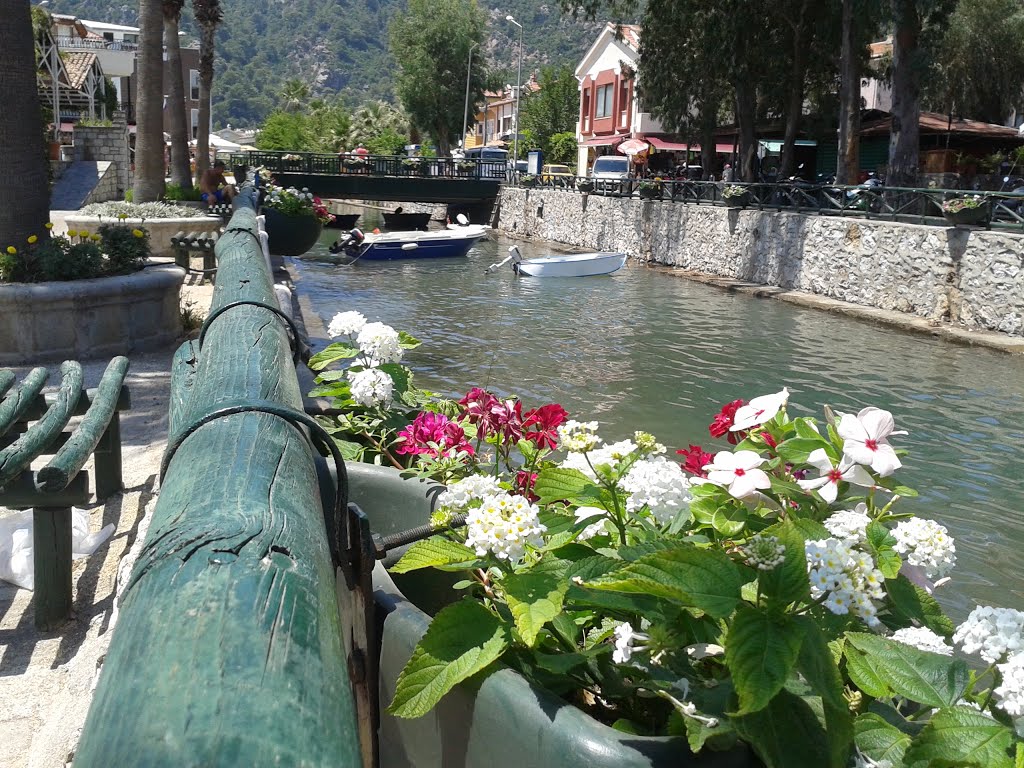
[837,407,906,477]
[573,506,607,540]
[853,749,893,768]
[953,606,1024,664]
[995,653,1024,716]
[891,517,956,580]
[797,449,876,503]
[347,368,393,407]
[805,537,886,627]
[730,388,790,432]
[890,626,954,656]
[557,420,601,453]
[560,439,637,479]
[612,622,650,664]
[437,475,504,514]
[703,450,771,499]
[742,534,786,571]
[464,493,545,562]
[356,321,402,364]
[619,457,692,526]
[821,505,873,546]
[327,310,366,338]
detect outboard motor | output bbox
[329,227,365,255]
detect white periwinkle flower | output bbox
[347,368,393,407]
[730,387,790,432]
[805,538,886,627]
[356,321,402,364]
[822,505,873,546]
[891,517,956,580]
[797,449,875,503]
[619,457,692,526]
[837,406,907,477]
[557,420,601,453]
[612,622,650,664]
[890,626,954,656]
[953,606,1024,664]
[437,475,504,515]
[464,493,545,562]
[742,534,786,571]
[327,310,366,338]
[703,450,771,499]
[994,653,1024,716]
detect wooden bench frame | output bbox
[171,230,220,284]
[0,359,130,629]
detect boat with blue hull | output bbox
[329,226,488,262]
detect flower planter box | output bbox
[577,180,595,194]
[344,463,757,768]
[0,266,185,365]
[65,214,221,260]
[262,207,323,257]
[943,204,989,226]
[723,194,748,208]
[638,187,662,200]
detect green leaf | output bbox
[331,436,366,462]
[904,706,1015,768]
[793,418,824,440]
[389,537,480,574]
[790,518,831,541]
[586,545,742,618]
[377,362,412,394]
[308,381,350,399]
[845,644,893,698]
[388,599,511,718]
[711,504,748,536]
[397,330,422,349]
[726,607,806,714]
[776,436,830,465]
[502,560,570,647]
[795,617,853,768]
[689,494,724,526]
[865,521,903,579]
[732,689,831,768]
[534,468,594,504]
[307,341,359,370]
[846,633,969,709]
[533,650,599,675]
[313,369,347,383]
[885,575,956,636]
[855,713,912,767]
[758,520,812,608]
[768,473,809,500]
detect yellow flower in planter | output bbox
[132,229,145,238]
[6,246,16,255]
[44,222,53,230]
[67,230,77,238]
[91,234,101,241]
[27,235,37,244]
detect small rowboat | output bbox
[329,226,488,262]
[486,246,627,277]
[324,213,361,230]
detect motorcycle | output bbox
[845,173,883,213]
[992,176,1024,220]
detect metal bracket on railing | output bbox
[197,299,309,365]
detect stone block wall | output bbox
[81,162,119,206]
[498,188,1024,336]
[72,111,131,199]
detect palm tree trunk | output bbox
[164,7,192,190]
[134,0,165,202]
[888,0,921,189]
[195,24,215,183]
[836,0,861,185]
[0,0,50,248]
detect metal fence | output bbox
[232,150,508,182]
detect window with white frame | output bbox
[595,84,613,118]
[189,70,200,101]
[191,108,199,140]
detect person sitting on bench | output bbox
[199,160,237,205]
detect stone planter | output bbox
[0,266,185,365]
[262,208,324,257]
[344,463,757,768]
[943,203,989,226]
[65,214,221,260]
[638,186,662,200]
[723,193,749,208]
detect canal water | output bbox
[296,206,1024,620]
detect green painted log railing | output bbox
[74,185,361,767]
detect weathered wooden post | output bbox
[74,185,361,766]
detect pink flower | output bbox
[394,411,474,458]
[514,470,539,501]
[676,444,714,478]
[709,399,745,444]
[458,388,523,445]
[522,403,569,451]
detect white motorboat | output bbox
[487,245,627,277]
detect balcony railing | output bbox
[61,38,138,51]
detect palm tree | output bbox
[346,100,409,147]
[0,0,49,249]
[163,0,192,191]
[192,0,222,184]
[134,0,165,201]
[280,79,310,113]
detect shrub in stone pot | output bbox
[69,201,220,259]
[637,180,663,200]
[942,196,989,226]
[722,185,749,208]
[519,174,538,188]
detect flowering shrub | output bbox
[80,201,208,219]
[401,157,424,170]
[261,178,334,225]
[313,313,1024,767]
[1,222,149,283]
[722,184,747,200]
[942,195,986,214]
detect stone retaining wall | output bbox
[64,215,222,259]
[81,161,119,206]
[72,111,131,198]
[498,188,1024,336]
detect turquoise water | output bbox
[296,211,1024,620]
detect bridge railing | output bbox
[73,183,362,767]
[232,150,506,182]
[520,174,1024,232]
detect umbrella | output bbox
[617,138,649,156]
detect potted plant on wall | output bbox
[722,185,749,208]
[260,175,334,256]
[519,174,538,188]
[309,310,1024,768]
[577,178,595,194]
[637,178,663,200]
[941,195,990,226]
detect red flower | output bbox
[522,403,569,451]
[514,470,539,501]
[676,444,714,478]
[458,387,523,445]
[709,399,745,444]
[394,411,474,458]
[759,430,777,449]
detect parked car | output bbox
[541,164,573,185]
[590,155,630,180]
[465,147,508,178]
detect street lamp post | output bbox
[506,14,523,166]
[462,42,479,154]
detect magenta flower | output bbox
[394,411,474,458]
[522,403,569,451]
[458,387,524,445]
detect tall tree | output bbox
[134,0,165,202]
[0,0,49,250]
[519,66,581,160]
[192,0,222,184]
[163,0,191,191]
[389,0,488,156]
[837,0,861,185]
[280,79,311,113]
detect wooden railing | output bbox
[74,184,362,767]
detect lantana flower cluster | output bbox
[464,493,545,562]
[805,535,886,627]
[324,310,403,408]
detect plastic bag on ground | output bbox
[0,508,115,591]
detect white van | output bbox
[465,147,509,178]
[591,155,630,180]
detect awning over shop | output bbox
[581,136,625,147]
[647,137,736,154]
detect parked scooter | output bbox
[845,173,883,212]
[993,176,1024,219]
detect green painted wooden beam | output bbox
[74,187,361,768]
[20,382,131,421]
[0,468,89,509]
[0,366,49,439]
[0,369,14,399]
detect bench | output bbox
[205,201,233,221]
[0,358,131,629]
[171,229,220,284]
